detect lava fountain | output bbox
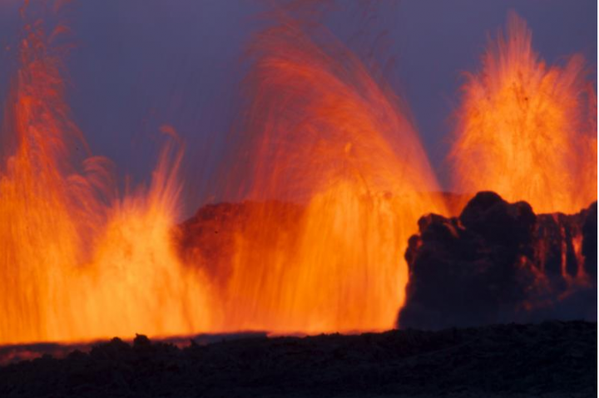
[449,12,597,214]
[207,12,447,333]
[0,7,211,344]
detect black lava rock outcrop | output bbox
[399,192,597,330]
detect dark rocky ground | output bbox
[0,321,595,397]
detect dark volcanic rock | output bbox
[177,200,304,287]
[582,202,598,277]
[0,321,595,397]
[399,192,597,330]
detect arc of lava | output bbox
[208,11,447,333]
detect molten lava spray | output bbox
[210,14,446,332]
[450,12,597,214]
[5,4,591,344]
[0,9,211,344]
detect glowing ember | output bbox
[0,10,211,344]
[449,12,597,214]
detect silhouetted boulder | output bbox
[399,192,597,330]
[90,337,131,360]
[133,334,151,349]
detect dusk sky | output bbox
[0,0,596,217]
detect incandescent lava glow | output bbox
[3,4,593,345]
[449,13,597,214]
[210,16,447,333]
[0,14,211,344]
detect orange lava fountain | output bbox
[0,11,211,344]
[208,15,447,333]
[449,12,597,214]
[6,4,592,345]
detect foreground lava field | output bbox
[0,321,595,398]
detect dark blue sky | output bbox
[0,0,596,217]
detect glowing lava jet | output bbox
[207,15,447,333]
[0,8,211,344]
[449,12,597,214]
